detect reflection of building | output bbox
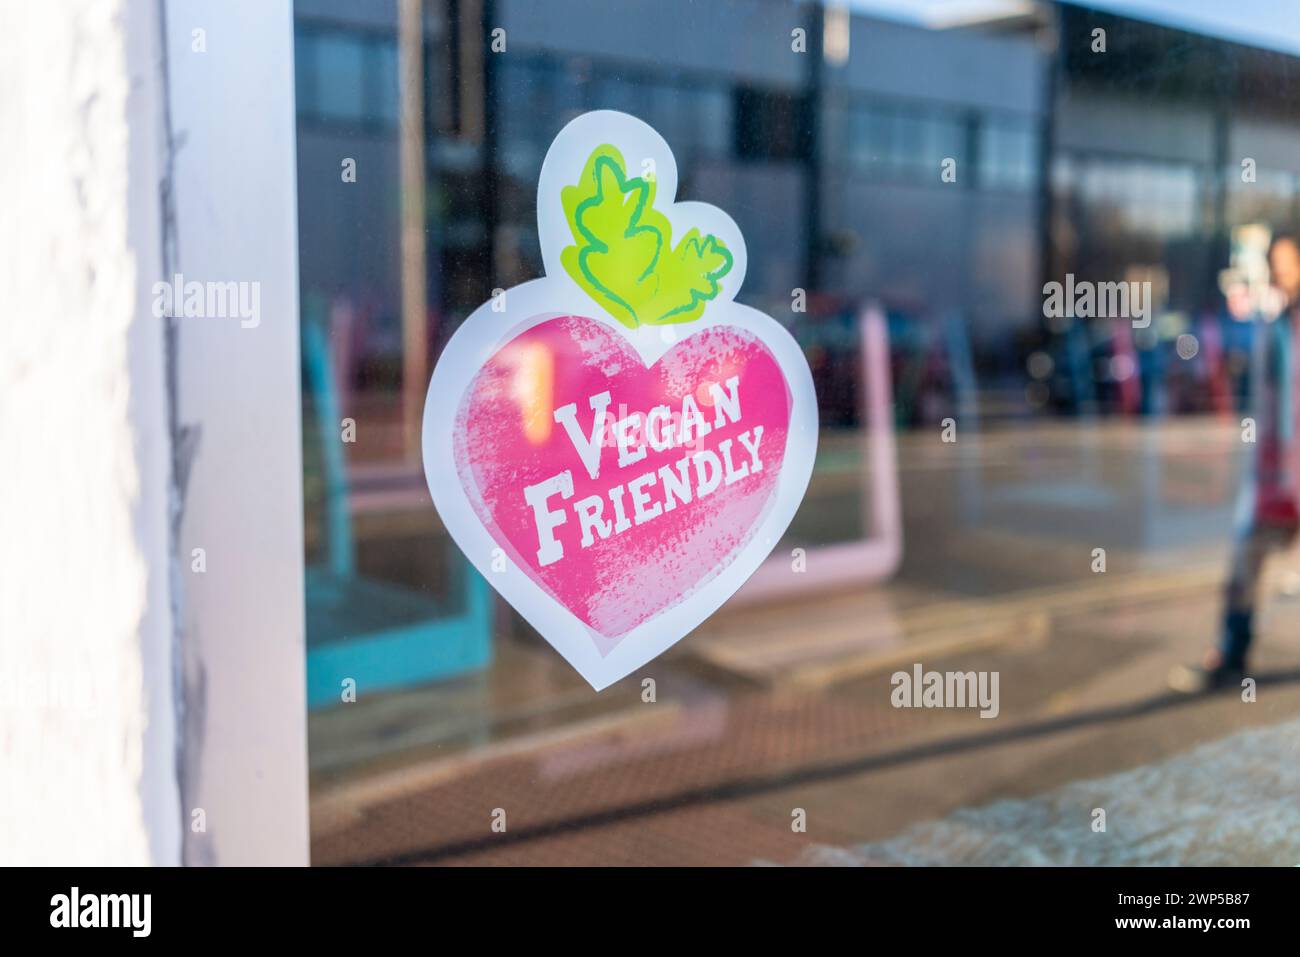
[297,0,1042,711]
[294,0,1300,418]
[292,0,1300,695]
[1038,4,1300,413]
[1050,4,1300,307]
[295,0,1047,349]
[292,0,1300,706]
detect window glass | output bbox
[295,0,1300,867]
[370,40,400,126]
[979,120,1037,191]
[314,34,367,123]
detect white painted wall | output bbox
[0,0,181,865]
[0,0,308,866]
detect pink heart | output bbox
[454,315,792,656]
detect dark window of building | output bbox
[978,118,1038,191]
[733,86,809,162]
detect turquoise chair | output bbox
[301,296,492,709]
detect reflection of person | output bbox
[1172,233,1300,692]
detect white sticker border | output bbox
[423,111,819,690]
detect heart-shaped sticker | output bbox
[424,111,818,689]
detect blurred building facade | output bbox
[294,0,1300,424]
[291,0,1300,724]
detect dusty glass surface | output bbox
[298,0,1300,865]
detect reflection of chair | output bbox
[735,303,902,603]
[302,296,491,710]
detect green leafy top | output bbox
[560,145,734,328]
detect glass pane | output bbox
[314,34,367,123]
[295,0,1300,867]
[371,40,400,126]
[980,120,1037,191]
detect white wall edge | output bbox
[164,0,309,865]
